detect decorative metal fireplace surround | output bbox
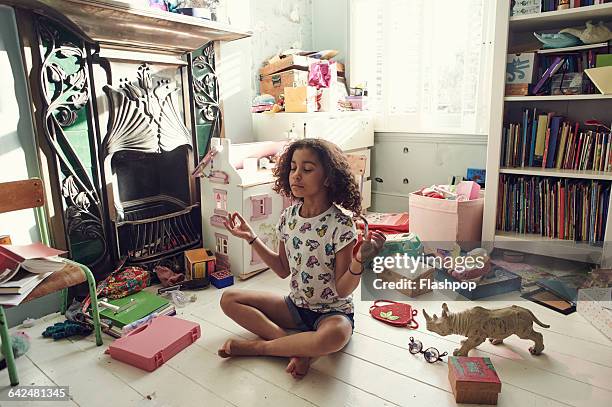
[4,0,250,276]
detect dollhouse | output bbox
[198,137,291,279]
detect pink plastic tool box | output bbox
[106,316,201,371]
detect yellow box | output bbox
[184,248,216,280]
[284,86,317,113]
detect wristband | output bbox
[348,264,363,276]
[248,235,258,245]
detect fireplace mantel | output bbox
[1,0,251,53]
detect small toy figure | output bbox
[423,303,549,356]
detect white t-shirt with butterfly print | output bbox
[277,202,357,314]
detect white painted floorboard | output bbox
[1,270,610,407]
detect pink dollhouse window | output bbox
[214,189,227,215]
[215,233,228,255]
[250,194,272,221]
[250,237,268,265]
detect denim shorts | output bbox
[284,296,355,332]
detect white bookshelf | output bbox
[505,94,612,101]
[483,0,612,268]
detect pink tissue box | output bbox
[346,96,367,110]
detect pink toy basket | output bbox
[106,316,201,371]
[409,192,484,251]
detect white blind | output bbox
[350,0,493,135]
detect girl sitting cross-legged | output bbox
[218,138,385,379]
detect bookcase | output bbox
[483,1,612,268]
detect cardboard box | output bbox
[260,54,317,77]
[184,248,216,280]
[284,86,317,113]
[506,53,536,84]
[505,83,529,96]
[260,69,309,102]
[434,265,521,300]
[259,54,345,77]
[448,357,501,405]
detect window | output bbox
[215,234,228,255]
[214,189,227,215]
[350,0,494,134]
[250,194,272,220]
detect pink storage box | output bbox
[409,192,484,251]
[106,316,201,371]
[346,96,367,110]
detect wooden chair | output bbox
[0,178,102,386]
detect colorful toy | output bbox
[424,303,549,356]
[0,332,30,370]
[42,320,92,340]
[198,137,290,279]
[210,269,234,289]
[106,316,201,372]
[448,356,502,405]
[369,300,419,329]
[377,232,423,259]
[184,248,215,281]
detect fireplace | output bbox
[4,0,250,277]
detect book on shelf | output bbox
[497,174,610,244]
[501,111,612,172]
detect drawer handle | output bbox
[403,147,410,153]
[375,177,384,183]
[403,178,409,184]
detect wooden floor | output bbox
[1,270,611,407]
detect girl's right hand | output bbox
[223,212,256,241]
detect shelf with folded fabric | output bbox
[509,3,612,32]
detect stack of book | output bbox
[501,109,612,172]
[0,242,67,306]
[83,290,176,338]
[497,174,610,244]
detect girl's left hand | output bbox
[356,230,386,262]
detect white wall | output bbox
[221,0,314,143]
[218,0,254,143]
[0,6,41,245]
[0,6,61,326]
[312,0,349,65]
[249,0,313,96]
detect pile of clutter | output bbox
[414,180,481,202]
[254,48,366,114]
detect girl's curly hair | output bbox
[272,138,361,214]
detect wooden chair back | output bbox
[0,178,45,214]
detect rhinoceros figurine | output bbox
[423,303,549,356]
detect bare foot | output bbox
[217,339,264,358]
[286,357,311,379]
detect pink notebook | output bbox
[106,316,201,371]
